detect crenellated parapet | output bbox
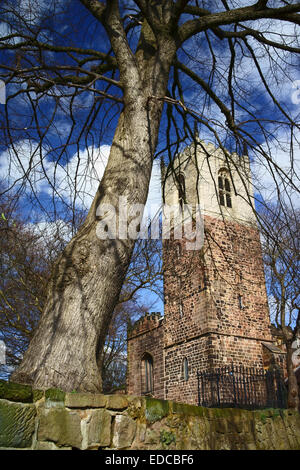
[127,312,163,339]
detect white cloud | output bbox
[28,218,73,242]
[50,145,110,208]
[0,139,163,216]
[0,139,50,192]
[14,0,60,26]
[0,140,110,208]
[252,130,300,208]
[0,21,10,38]
[26,218,74,259]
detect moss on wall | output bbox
[0,383,299,450]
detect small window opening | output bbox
[183,357,189,381]
[179,303,183,318]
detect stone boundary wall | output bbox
[0,380,300,450]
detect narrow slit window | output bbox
[179,303,183,318]
[183,357,189,381]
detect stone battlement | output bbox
[128,312,163,339]
[162,138,250,177]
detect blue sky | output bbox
[0,0,299,317]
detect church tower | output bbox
[127,139,277,405]
[161,139,273,404]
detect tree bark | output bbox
[286,340,299,411]
[11,22,177,391]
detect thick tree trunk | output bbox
[286,341,299,410]
[11,110,155,391]
[11,111,156,391]
[281,297,299,410]
[11,28,177,391]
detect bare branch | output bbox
[179,3,300,43]
[79,0,106,22]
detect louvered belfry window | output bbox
[218,170,232,208]
[177,173,186,209]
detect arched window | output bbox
[183,357,189,381]
[218,169,232,208]
[141,353,153,395]
[177,173,186,209]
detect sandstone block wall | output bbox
[1,381,300,450]
[127,314,164,399]
[161,215,274,403]
[163,216,272,348]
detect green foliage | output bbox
[160,429,176,447]
[145,398,170,423]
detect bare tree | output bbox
[0,189,162,384]
[260,203,300,410]
[0,0,299,391]
[0,192,49,378]
[101,300,148,393]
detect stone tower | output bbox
[127,139,277,405]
